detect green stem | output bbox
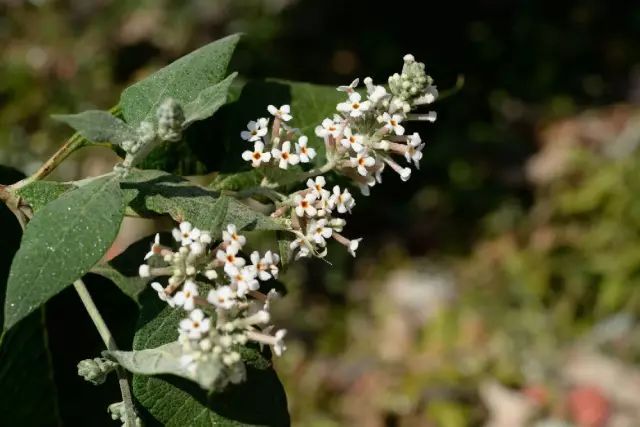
[73,279,137,426]
[297,160,336,181]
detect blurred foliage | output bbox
[3,0,640,426]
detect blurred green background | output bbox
[3,0,640,426]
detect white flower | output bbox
[379,112,405,135]
[329,218,346,233]
[329,186,355,213]
[144,233,163,260]
[222,224,246,251]
[204,269,218,280]
[271,140,300,169]
[294,193,318,217]
[350,151,376,176]
[172,222,201,247]
[216,245,246,269]
[267,104,292,121]
[250,250,279,281]
[273,329,287,356]
[207,286,236,310]
[151,282,175,307]
[242,140,272,167]
[295,136,316,163]
[226,265,259,297]
[240,118,269,142]
[199,231,212,244]
[179,309,210,340]
[315,117,341,139]
[405,132,425,168]
[306,176,330,200]
[173,279,199,311]
[290,237,312,259]
[348,238,362,257]
[337,78,359,93]
[364,77,388,103]
[337,92,370,118]
[340,127,364,153]
[307,219,333,246]
[138,264,151,278]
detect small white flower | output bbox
[216,245,246,269]
[400,167,412,181]
[350,151,376,176]
[315,117,341,139]
[273,329,287,356]
[271,140,300,170]
[172,222,201,247]
[240,118,269,142]
[363,77,389,104]
[405,132,425,168]
[207,285,236,310]
[340,127,364,153]
[173,279,199,311]
[329,185,355,213]
[179,309,210,340]
[267,104,292,121]
[307,219,333,246]
[306,176,330,200]
[226,265,259,297]
[379,112,405,135]
[204,269,218,280]
[290,237,312,259]
[242,140,272,167]
[151,282,175,307]
[337,92,370,118]
[222,224,246,251]
[329,218,346,233]
[337,78,359,93]
[250,250,280,281]
[294,193,318,217]
[144,234,163,260]
[199,231,212,244]
[295,136,316,163]
[348,238,362,257]
[139,264,151,278]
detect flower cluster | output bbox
[283,176,361,259]
[317,54,437,195]
[139,222,286,389]
[240,105,317,169]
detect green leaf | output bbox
[121,169,284,236]
[131,293,290,426]
[208,170,263,192]
[184,73,238,127]
[16,181,75,212]
[53,110,136,144]
[4,176,125,330]
[120,34,240,125]
[108,341,224,390]
[0,309,61,426]
[91,264,147,303]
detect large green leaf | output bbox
[0,309,61,426]
[131,293,290,426]
[183,73,238,127]
[16,181,75,212]
[4,176,125,329]
[121,169,285,236]
[120,34,240,125]
[53,110,136,144]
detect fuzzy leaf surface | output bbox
[53,110,135,144]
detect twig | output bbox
[73,279,137,426]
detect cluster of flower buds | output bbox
[276,176,361,259]
[240,105,317,169]
[138,222,286,388]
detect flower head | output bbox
[240,118,269,142]
[242,141,271,167]
[179,309,210,340]
[295,136,316,163]
[173,279,199,311]
[337,92,370,118]
[350,151,376,176]
[294,193,318,217]
[340,127,364,153]
[271,141,300,169]
[267,104,292,121]
[207,286,236,310]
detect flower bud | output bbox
[77,357,117,385]
[156,98,185,142]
